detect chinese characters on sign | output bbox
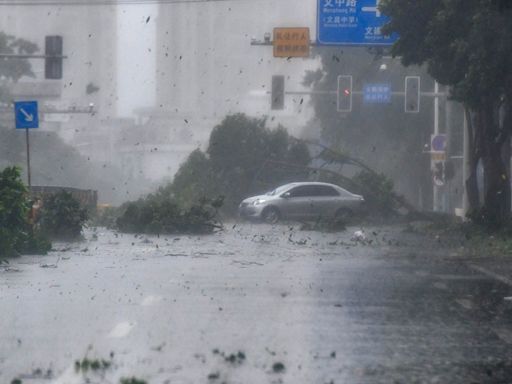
[273,28,310,58]
[317,0,398,46]
[363,83,391,103]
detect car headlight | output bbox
[253,199,266,205]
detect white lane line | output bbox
[493,328,512,344]
[433,281,448,290]
[141,295,163,306]
[469,264,512,287]
[53,321,137,382]
[52,365,80,384]
[455,298,473,310]
[108,321,136,338]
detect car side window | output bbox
[317,186,340,196]
[287,186,313,197]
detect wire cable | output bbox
[0,0,274,5]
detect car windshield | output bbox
[2,1,512,383]
[266,184,293,196]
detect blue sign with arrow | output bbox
[15,101,39,129]
[317,0,398,46]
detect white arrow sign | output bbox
[20,108,34,122]
[362,0,382,17]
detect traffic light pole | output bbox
[0,54,67,59]
[433,81,442,212]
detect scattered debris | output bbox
[150,342,166,352]
[17,368,53,380]
[74,357,112,373]
[351,230,366,242]
[40,257,60,268]
[120,377,147,384]
[232,260,264,266]
[272,362,286,373]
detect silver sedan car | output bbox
[239,182,364,223]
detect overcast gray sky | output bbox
[117,3,158,117]
[116,0,318,117]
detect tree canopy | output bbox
[381,0,512,226]
[169,113,311,214]
[303,47,434,208]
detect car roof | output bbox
[281,181,342,188]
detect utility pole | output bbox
[432,81,443,212]
[463,111,469,217]
[25,127,31,188]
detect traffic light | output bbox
[337,75,352,112]
[271,75,285,110]
[404,76,420,113]
[45,35,63,79]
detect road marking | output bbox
[53,321,138,382]
[108,321,136,338]
[433,282,448,290]
[469,264,512,287]
[52,365,79,384]
[141,295,163,306]
[455,298,473,310]
[493,328,512,344]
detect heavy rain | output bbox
[1,0,512,383]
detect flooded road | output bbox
[1,223,511,383]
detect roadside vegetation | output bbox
[168,113,311,215]
[116,195,223,234]
[0,167,50,258]
[0,166,90,258]
[381,0,512,228]
[113,113,313,234]
[111,113,413,233]
[39,190,89,240]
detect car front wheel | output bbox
[261,207,280,224]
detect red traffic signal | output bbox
[337,75,352,112]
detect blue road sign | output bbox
[363,83,391,103]
[317,0,398,46]
[431,134,447,152]
[15,101,39,129]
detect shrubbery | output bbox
[351,170,398,217]
[0,167,51,257]
[168,114,311,215]
[116,195,223,234]
[39,190,89,239]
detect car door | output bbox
[278,185,314,219]
[309,185,341,218]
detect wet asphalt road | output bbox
[1,223,512,384]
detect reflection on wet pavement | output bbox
[1,223,511,383]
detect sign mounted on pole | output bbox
[273,27,310,58]
[14,100,38,189]
[363,83,391,103]
[14,101,39,129]
[317,0,398,46]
